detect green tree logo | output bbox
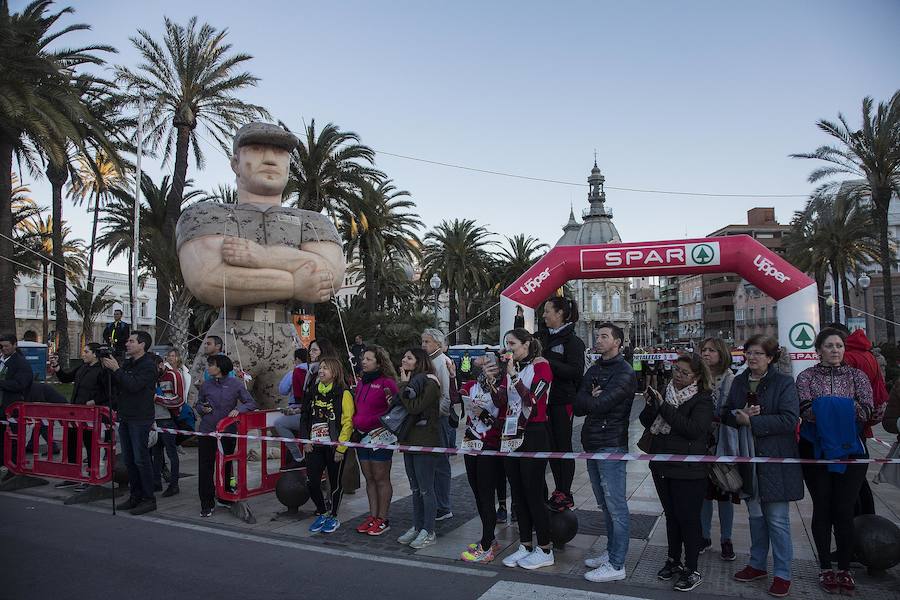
[789,322,815,350]
[691,244,715,265]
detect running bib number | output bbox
[363,427,397,447]
[503,407,520,436]
[501,438,523,452]
[310,422,330,443]
[461,438,483,451]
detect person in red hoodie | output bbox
[828,324,888,515]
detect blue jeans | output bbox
[746,499,792,580]
[434,415,455,512]
[586,447,630,570]
[152,419,180,487]
[404,453,439,532]
[701,498,734,542]
[273,413,303,462]
[119,418,155,500]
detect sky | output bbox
[12,0,900,275]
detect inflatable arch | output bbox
[499,235,820,377]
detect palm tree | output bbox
[284,119,384,214]
[0,0,115,331]
[199,183,238,204]
[791,92,900,342]
[67,149,127,294]
[116,17,269,342]
[422,219,497,344]
[10,176,43,277]
[495,234,548,292]
[338,179,422,312]
[68,283,116,347]
[786,208,831,326]
[19,213,85,341]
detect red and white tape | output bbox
[4,418,898,465]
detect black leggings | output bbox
[802,462,868,570]
[653,473,707,572]
[505,423,552,547]
[465,453,504,549]
[306,446,347,517]
[547,404,574,495]
[198,435,236,510]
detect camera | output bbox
[94,345,113,360]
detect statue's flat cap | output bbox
[232,122,298,154]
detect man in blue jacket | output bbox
[101,331,159,515]
[0,333,34,479]
[575,323,637,583]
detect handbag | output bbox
[637,429,652,453]
[710,462,743,493]
[380,399,414,440]
[874,441,900,489]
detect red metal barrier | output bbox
[3,402,115,483]
[215,409,295,502]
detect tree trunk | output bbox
[457,290,471,344]
[86,188,101,297]
[840,271,853,321]
[815,272,828,329]
[0,140,15,332]
[42,261,49,343]
[363,240,377,314]
[448,287,458,344]
[47,161,70,364]
[829,259,842,324]
[158,125,192,344]
[873,190,896,343]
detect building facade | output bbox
[733,280,778,343]
[677,274,704,345]
[630,284,659,349]
[657,275,680,346]
[14,269,158,352]
[556,161,632,349]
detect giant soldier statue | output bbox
[177,123,346,409]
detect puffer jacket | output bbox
[723,366,803,503]
[843,329,889,436]
[639,389,714,479]
[795,363,873,425]
[575,353,636,450]
[539,323,585,406]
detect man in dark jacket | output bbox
[102,309,130,358]
[101,331,158,515]
[0,333,34,476]
[575,323,636,583]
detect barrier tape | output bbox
[3,419,897,465]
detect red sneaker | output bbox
[768,577,791,597]
[734,565,768,582]
[367,517,391,536]
[818,570,838,594]
[835,570,855,596]
[356,515,375,534]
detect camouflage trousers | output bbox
[188,314,298,410]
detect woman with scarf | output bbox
[640,352,714,592]
[796,328,873,595]
[724,335,802,599]
[485,328,555,571]
[699,337,738,561]
[302,357,355,535]
[353,345,399,536]
[539,296,586,512]
[394,348,442,549]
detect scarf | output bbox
[361,369,383,384]
[650,380,698,435]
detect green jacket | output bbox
[398,375,441,447]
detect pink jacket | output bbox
[352,375,399,433]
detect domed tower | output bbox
[560,159,632,349]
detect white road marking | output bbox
[1,491,496,578]
[477,581,650,600]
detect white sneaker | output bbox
[502,544,533,568]
[584,550,610,568]
[397,527,418,545]
[518,547,554,570]
[409,530,436,549]
[585,562,627,582]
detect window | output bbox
[694,304,702,319]
[693,286,701,301]
[611,291,621,313]
[748,308,755,323]
[28,291,38,311]
[760,306,767,322]
[140,301,148,318]
[735,309,745,323]
[591,293,602,314]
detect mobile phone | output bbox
[591,376,600,388]
[746,391,759,407]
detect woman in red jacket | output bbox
[485,328,555,571]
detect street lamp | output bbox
[429,274,441,330]
[825,295,836,323]
[858,273,871,335]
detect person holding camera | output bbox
[724,335,802,598]
[100,331,159,515]
[640,353,714,592]
[49,343,111,489]
[195,353,257,517]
